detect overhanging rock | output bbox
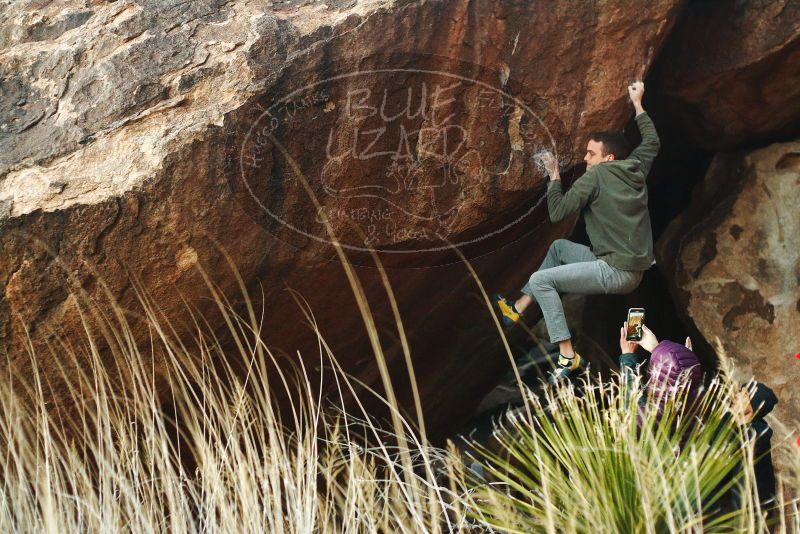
[0,0,681,434]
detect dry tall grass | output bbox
[0,266,470,533]
[2,136,797,531]
[1,251,797,533]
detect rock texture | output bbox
[657,140,800,435]
[0,0,682,434]
[655,0,800,150]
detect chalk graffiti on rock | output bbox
[237,68,559,254]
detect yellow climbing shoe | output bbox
[493,294,521,327]
[548,352,584,385]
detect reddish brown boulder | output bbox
[655,0,800,150]
[0,0,682,434]
[657,141,800,465]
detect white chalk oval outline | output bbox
[238,68,559,254]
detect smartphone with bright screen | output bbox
[626,308,645,341]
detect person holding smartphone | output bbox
[495,79,659,384]
[618,322,701,424]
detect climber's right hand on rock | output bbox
[628,81,644,103]
[628,80,646,115]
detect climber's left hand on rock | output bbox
[541,151,559,179]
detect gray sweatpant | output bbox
[520,239,644,344]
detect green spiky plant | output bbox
[461,366,798,533]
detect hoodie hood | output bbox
[597,159,646,190]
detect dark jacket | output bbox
[733,382,778,509]
[546,112,659,271]
[708,382,778,527]
[748,418,777,507]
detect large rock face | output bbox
[657,141,800,436]
[655,0,800,150]
[0,0,682,434]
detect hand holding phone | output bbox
[620,322,639,354]
[638,324,660,353]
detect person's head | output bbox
[584,132,630,170]
[733,382,778,425]
[646,341,702,418]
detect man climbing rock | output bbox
[494,80,659,385]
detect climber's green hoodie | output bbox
[547,111,659,271]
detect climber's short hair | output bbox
[589,131,630,160]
